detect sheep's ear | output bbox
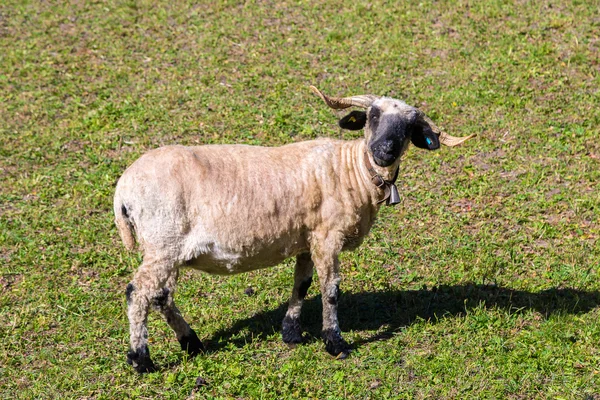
[411,122,440,150]
[338,111,367,131]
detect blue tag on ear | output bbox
[425,137,432,146]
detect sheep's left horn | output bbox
[310,86,378,109]
[418,112,476,147]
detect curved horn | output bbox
[418,112,476,147]
[310,86,378,109]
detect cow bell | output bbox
[387,183,401,206]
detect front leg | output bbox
[282,252,314,344]
[311,236,351,358]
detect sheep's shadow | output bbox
[203,284,600,352]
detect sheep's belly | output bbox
[184,241,306,275]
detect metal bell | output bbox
[387,183,401,206]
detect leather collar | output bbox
[363,152,400,206]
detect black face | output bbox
[337,102,442,166]
[368,106,416,167]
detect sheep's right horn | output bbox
[310,86,378,109]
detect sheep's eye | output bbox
[369,108,380,120]
[368,106,382,132]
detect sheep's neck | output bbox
[337,140,400,209]
[361,150,400,205]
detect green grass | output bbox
[1,0,599,398]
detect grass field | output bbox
[1,0,599,398]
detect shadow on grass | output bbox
[204,284,600,352]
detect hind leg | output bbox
[126,261,204,373]
[125,258,175,373]
[125,277,155,373]
[152,269,204,357]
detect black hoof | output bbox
[322,328,351,359]
[127,346,156,373]
[179,329,204,357]
[282,315,303,345]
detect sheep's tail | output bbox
[115,202,137,251]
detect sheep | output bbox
[113,86,475,372]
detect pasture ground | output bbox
[1,0,599,398]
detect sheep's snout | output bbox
[371,139,401,167]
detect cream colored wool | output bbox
[114,89,473,371]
